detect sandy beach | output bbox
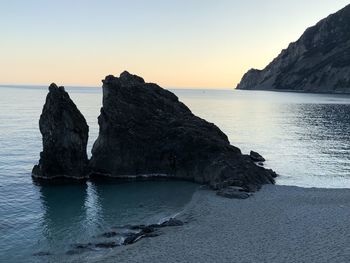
[83,185,350,263]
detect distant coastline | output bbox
[237,4,350,94]
[235,87,350,96]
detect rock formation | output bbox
[89,71,277,189]
[237,4,350,93]
[250,151,266,162]
[32,84,89,180]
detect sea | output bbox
[0,85,350,262]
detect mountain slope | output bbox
[237,4,350,93]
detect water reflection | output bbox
[37,181,197,254]
[177,90,350,188]
[291,104,350,176]
[39,184,88,251]
[91,181,198,227]
[294,104,350,142]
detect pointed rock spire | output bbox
[32,83,89,181]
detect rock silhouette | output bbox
[89,71,276,189]
[32,84,89,180]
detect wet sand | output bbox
[87,185,350,263]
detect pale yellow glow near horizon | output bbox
[0,1,348,89]
[0,42,280,88]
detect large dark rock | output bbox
[237,4,350,93]
[32,84,89,180]
[89,71,277,189]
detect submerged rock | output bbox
[68,217,187,255]
[250,151,266,162]
[121,218,183,245]
[95,241,119,248]
[89,71,277,189]
[160,218,184,227]
[216,186,251,199]
[32,84,89,181]
[33,251,52,256]
[98,231,118,238]
[123,232,146,245]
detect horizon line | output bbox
[0,83,236,90]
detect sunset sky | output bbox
[0,0,348,88]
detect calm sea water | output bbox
[0,86,350,262]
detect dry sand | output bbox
[85,185,350,263]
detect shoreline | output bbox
[83,184,350,263]
[235,88,350,95]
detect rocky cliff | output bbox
[89,71,276,189]
[32,84,89,180]
[237,4,350,93]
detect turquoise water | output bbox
[1,180,197,262]
[0,86,350,262]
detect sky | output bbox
[0,0,349,88]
